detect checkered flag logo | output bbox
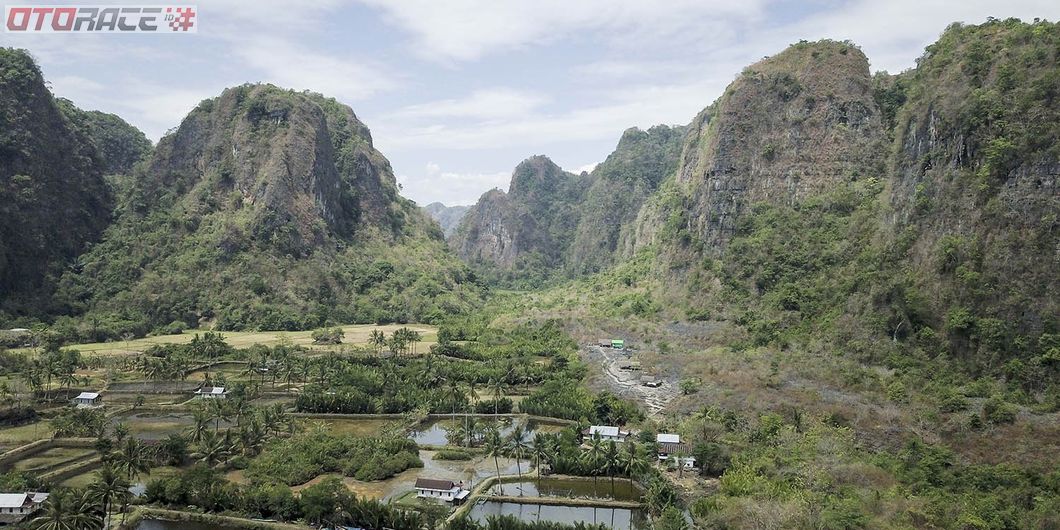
[166,6,195,31]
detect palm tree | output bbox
[483,426,506,495]
[190,405,210,443]
[191,430,230,466]
[529,433,554,479]
[582,434,605,493]
[506,425,530,491]
[115,437,151,481]
[369,330,386,355]
[29,489,102,530]
[208,398,230,431]
[112,422,130,444]
[487,378,506,415]
[603,441,621,497]
[89,463,130,526]
[621,441,649,490]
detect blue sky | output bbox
[3,1,1058,205]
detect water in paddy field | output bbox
[468,501,649,530]
[136,520,234,530]
[407,417,565,446]
[489,477,641,501]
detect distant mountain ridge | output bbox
[423,202,470,237]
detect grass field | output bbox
[15,324,438,357]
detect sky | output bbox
[2,1,1058,206]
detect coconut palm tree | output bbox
[369,329,386,355]
[529,433,554,479]
[191,430,230,466]
[483,426,506,495]
[506,425,530,491]
[603,441,621,497]
[89,463,130,526]
[111,423,130,444]
[621,441,649,490]
[190,405,210,443]
[487,377,506,415]
[29,489,102,530]
[115,437,151,481]
[208,397,230,431]
[582,434,605,493]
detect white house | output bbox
[72,392,102,408]
[194,386,227,399]
[0,492,48,524]
[414,478,469,503]
[656,434,696,469]
[582,425,630,443]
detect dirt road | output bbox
[583,345,679,417]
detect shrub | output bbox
[982,396,1017,424]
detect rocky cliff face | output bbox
[0,49,113,314]
[452,128,686,284]
[884,20,1060,351]
[570,125,686,275]
[450,155,589,284]
[56,83,480,336]
[669,40,887,252]
[56,99,152,176]
[423,202,470,237]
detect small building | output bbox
[72,392,102,408]
[619,361,642,371]
[414,478,469,503]
[656,435,696,469]
[611,339,625,350]
[582,425,630,443]
[598,339,612,348]
[0,492,48,524]
[194,386,227,399]
[640,376,662,388]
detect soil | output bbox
[582,345,678,417]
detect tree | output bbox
[208,397,230,431]
[603,440,621,497]
[506,424,530,490]
[115,437,151,481]
[679,378,699,395]
[190,405,210,443]
[191,430,231,466]
[529,433,554,479]
[582,434,605,492]
[656,506,689,530]
[621,441,650,490]
[483,426,506,495]
[29,489,103,530]
[89,463,130,526]
[369,330,386,355]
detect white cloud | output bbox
[398,162,510,205]
[357,0,766,61]
[392,88,547,120]
[228,36,398,101]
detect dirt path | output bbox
[583,345,679,417]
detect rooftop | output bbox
[415,478,457,491]
[657,433,680,444]
[74,392,100,400]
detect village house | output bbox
[656,433,696,469]
[414,478,469,503]
[0,492,48,525]
[582,425,630,443]
[194,386,227,399]
[72,392,102,408]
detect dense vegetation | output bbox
[245,429,422,485]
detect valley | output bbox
[0,15,1058,530]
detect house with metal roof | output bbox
[581,425,630,443]
[72,392,102,408]
[194,386,227,399]
[414,478,469,503]
[0,492,48,524]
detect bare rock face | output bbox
[0,49,113,312]
[450,155,587,275]
[450,189,517,265]
[141,84,405,254]
[671,40,887,251]
[886,21,1060,338]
